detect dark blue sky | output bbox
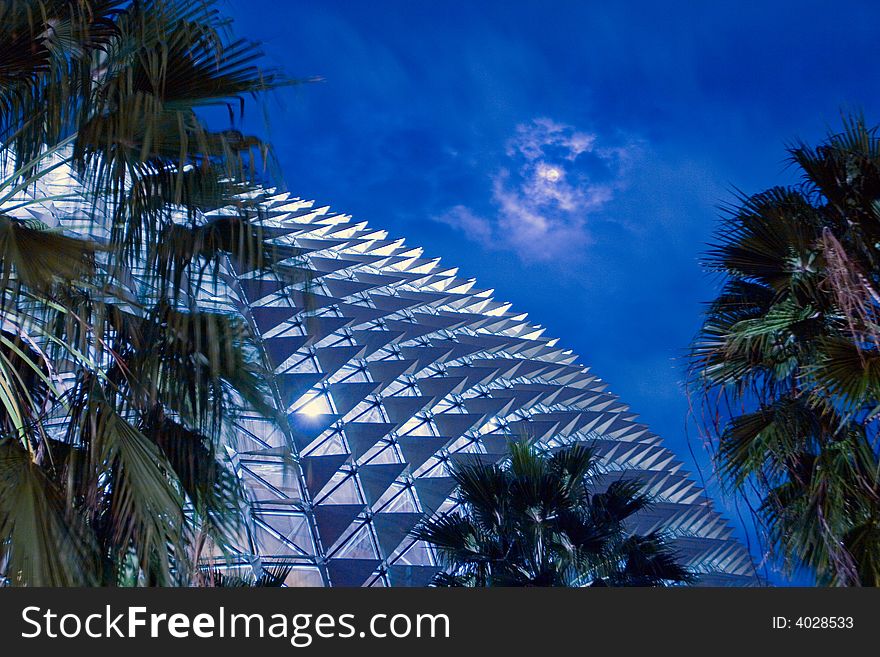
[225,1,880,583]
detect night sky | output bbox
[224,1,880,583]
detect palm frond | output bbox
[690,113,880,585]
[0,440,96,586]
[415,442,692,587]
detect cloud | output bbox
[434,117,639,263]
[434,204,494,243]
[506,117,597,162]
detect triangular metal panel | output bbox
[383,319,438,342]
[336,304,387,324]
[351,329,405,357]
[480,434,520,457]
[313,504,366,548]
[264,336,309,370]
[328,381,382,417]
[342,423,395,460]
[354,271,408,287]
[323,278,380,299]
[381,395,436,426]
[432,412,485,438]
[300,453,349,494]
[443,342,485,361]
[400,345,455,372]
[310,257,361,275]
[275,373,323,407]
[387,565,440,587]
[371,513,423,558]
[302,316,349,344]
[369,294,424,313]
[238,277,289,302]
[290,290,339,312]
[444,366,502,391]
[251,306,297,336]
[506,419,561,443]
[396,436,450,470]
[410,312,468,329]
[415,375,467,400]
[287,413,340,451]
[463,396,515,419]
[315,345,362,376]
[358,462,407,504]
[412,477,457,513]
[326,558,380,587]
[447,451,501,468]
[366,359,417,386]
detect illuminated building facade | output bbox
[6,159,758,586]
[226,194,758,587]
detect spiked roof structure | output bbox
[4,154,758,586]
[225,194,759,587]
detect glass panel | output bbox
[330,523,378,559]
[244,463,304,501]
[316,473,363,505]
[259,513,316,553]
[284,567,325,588]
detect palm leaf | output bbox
[0,440,96,585]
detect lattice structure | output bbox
[2,156,758,586]
[229,194,759,587]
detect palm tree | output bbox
[412,441,693,587]
[0,0,301,585]
[690,116,880,586]
[196,563,292,587]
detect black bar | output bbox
[0,588,874,654]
